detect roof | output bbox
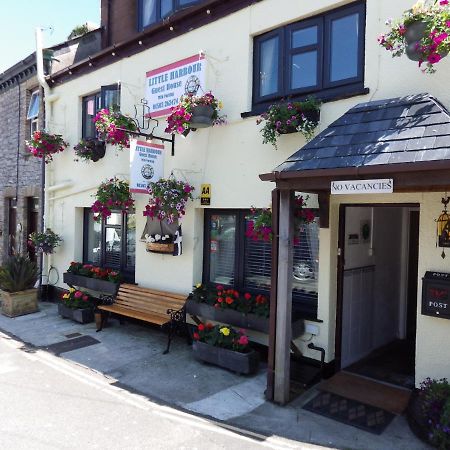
[264,93,450,182]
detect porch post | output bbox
[274,189,294,404]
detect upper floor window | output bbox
[253,2,365,107]
[27,91,40,136]
[82,84,120,139]
[139,0,201,30]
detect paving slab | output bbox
[0,302,431,450]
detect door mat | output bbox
[320,372,411,415]
[303,391,395,435]
[42,336,100,355]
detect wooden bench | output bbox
[97,283,188,354]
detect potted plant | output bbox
[246,195,316,242]
[74,138,106,162]
[0,255,39,318]
[91,177,134,222]
[58,287,95,324]
[25,130,68,163]
[165,92,226,134]
[192,322,260,375]
[378,0,450,73]
[186,284,270,332]
[63,261,120,295]
[257,98,320,149]
[144,233,175,254]
[407,377,450,448]
[93,108,138,150]
[28,228,62,255]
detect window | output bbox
[253,2,365,107]
[83,209,136,281]
[82,84,120,139]
[204,210,320,318]
[27,91,40,136]
[139,0,201,30]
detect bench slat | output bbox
[113,299,173,315]
[119,284,186,301]
[116,292,185,308]
[98,305,170,325]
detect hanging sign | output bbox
[130,140,164,193]
[200,184,211,206]
[145,53,206,118]
[331,179,393,195]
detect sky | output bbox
[0,0,100,73]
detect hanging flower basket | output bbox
[145,233,175,254]
[93,108,138,150]
[257,98,320,149]
[143,177,195,224]
[246,195,315,242]
[25,131,68,163]
[28,228,62,254]
[165,92,226,135]
[74,138,106,162]
[91,177,134,222]
[379,1,450,73]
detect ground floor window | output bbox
[26,197,39,261]
[83,209,136,281]
[203,209,319,318]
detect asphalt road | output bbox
[0,333,324,450]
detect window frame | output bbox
[83,208,136,282]
[138,0,202,31]
[27,90,40,120]
[203,209,320,318]
[252,1,366,108]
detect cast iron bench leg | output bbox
[164,306,186,355]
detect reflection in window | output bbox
[291,51,317,89]
[126,214,136,269]
[85,211,101,265]
[292,26,318,48]
[259,36,279,97]
[209,214,236,285]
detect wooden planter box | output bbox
[192,340,260,375]
[0,288,38,318]
[58,303,94,324]
[63,272,118,295]
[186,298,269,332]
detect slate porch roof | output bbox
[265,93,450,179]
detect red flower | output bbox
[193,332,200,340]
[217,297,223,303]
[82,295,89,302]
[226,297,233,305]
[206,323,213,329]
[244,293,252,300]
[198,323,205,331]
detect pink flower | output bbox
[434,32,448,44]
[74,291,83,298]
[440,0,448,5]
[428,53,442,64]
[238,335,249,345]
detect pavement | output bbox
[0,302,431,450]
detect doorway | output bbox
[336,204,419,389]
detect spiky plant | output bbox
[0,255,38,293]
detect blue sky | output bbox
[0,0,100,73]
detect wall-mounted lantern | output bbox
[436,196,450,258]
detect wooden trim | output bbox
[267,188,280,401]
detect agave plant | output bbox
[0,255,38,293]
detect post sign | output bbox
[331,179,393,195]
[422,272,450,320]
[145,53,206,118]
[130,140,164,193]
[200,184,211,206]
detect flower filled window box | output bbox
[58,288,95,324]
[192,323,260,375]
[25,131,68,163]
[28,228,62,255]
[145,233,174,254]
[63,262,120,295]
[165,92,226,135]
[74,138,106,162]
[257,98,320,149]
[379,0,450,73]
[94,108,138,150]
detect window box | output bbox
[192,340,260,375]
[1,289,38,318]
[63,272,119,295]
[186,297,269,332]
[58,303,94,324]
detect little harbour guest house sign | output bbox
[145,54,206,118]
[331,179,394,195]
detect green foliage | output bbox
[61,288,94,310]
[29,228,62,254]
[0,255,38,293]
[193,323,251,353]
[68,24,90,40]
[257,98,320,148]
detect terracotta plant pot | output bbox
[192,340,260,375]
[0,288,38,317]
[189,105,214,129]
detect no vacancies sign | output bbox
[130,140,164,194]
[331,179,393,195]
[145,54,206,118]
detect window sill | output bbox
[241,85,370,119]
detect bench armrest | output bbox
[167,305,186,324]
